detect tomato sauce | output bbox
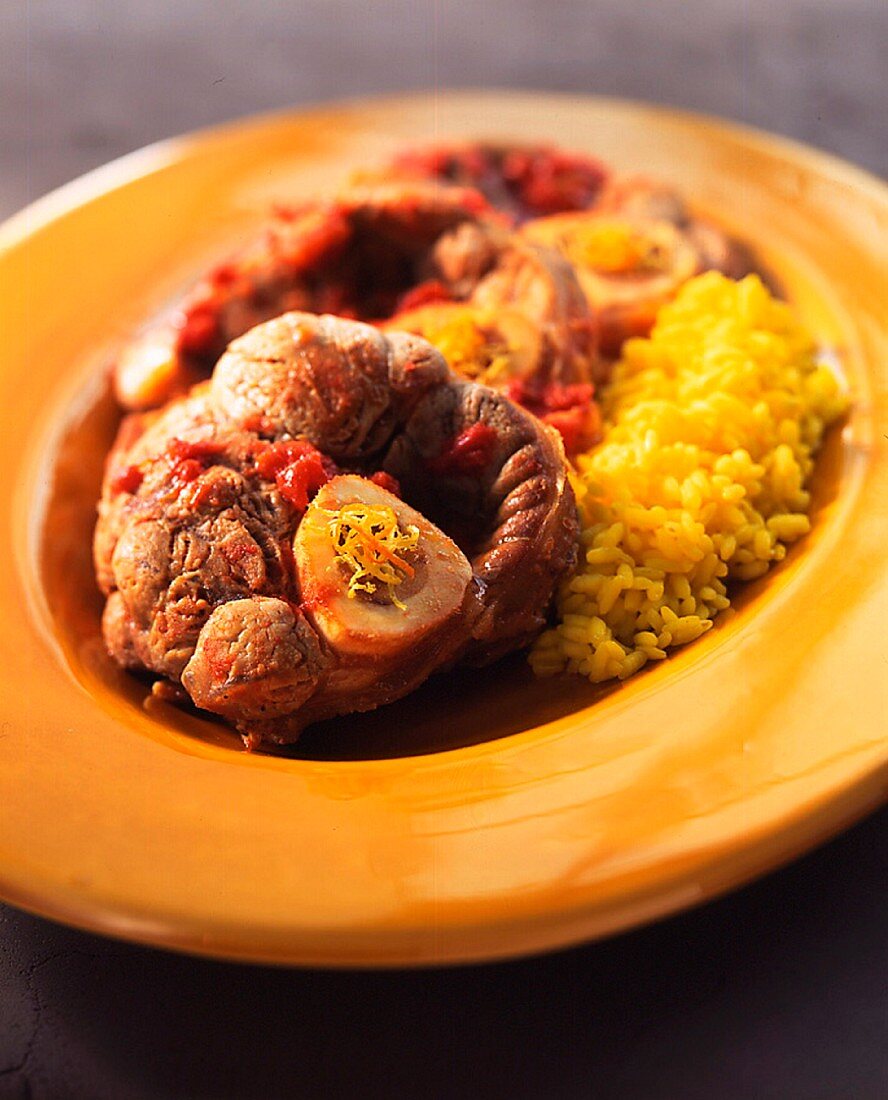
[506,379,601,454]
[269,206,352,273]
[254,440,335,512]
[110,464,144,495]
[369,471,402,497]
[176,303,219,357]
[394,144,607,221]
[501,148,607,216]
[428,422,499,476]
[394,280,454,314]
[149,437,226,499]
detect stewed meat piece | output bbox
[377,143,757,286]
[371,153,761,356]
[383,379,578,662]
[112,178,602,436]
[522,211,706,354]
[181,597,326,728]
[113,182,498,411]
[97,313,577,747]
[95,393,305,682]
[378,232,603,451]
[112,146,762,412]
[383,235,601,452]
[598,176,760,281]
[211,312,449,460]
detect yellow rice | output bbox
[530,271,848,683]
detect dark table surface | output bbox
[1,811,886,1100]
[2,2,886,1097]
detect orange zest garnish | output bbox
[356,525,415,578]
[324,503,420,609]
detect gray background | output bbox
[1,2,886,1098]
[0,0,885,221]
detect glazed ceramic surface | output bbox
[1,93,885,966]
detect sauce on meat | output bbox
[393,144,607,220]
[395,280,454,313]
[428,422,498,476]
[254,440,335,512]
[501,148,607,216]
[176,303,219,357]
[165,437,227,493]
[506,379,600,454]
[369,471,402,497]
[110,464,144,495]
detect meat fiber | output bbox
[97,313,578,747]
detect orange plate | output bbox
[1,93,885,967]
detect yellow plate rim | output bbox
[0,91,885,967]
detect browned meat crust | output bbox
[181,597,326,729]
[97,313,577,747]
[467,237,599,386]
[210,313,448,459]
[384,381,578,663]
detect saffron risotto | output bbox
[530,271,848,683]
